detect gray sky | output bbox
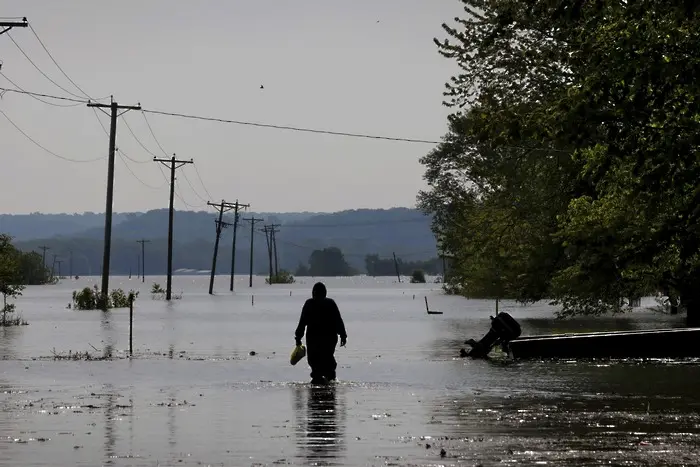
[0,0,461,214]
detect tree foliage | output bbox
[298,247,356,277]
[421,1,700,324]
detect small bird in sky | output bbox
[260,84,264,89]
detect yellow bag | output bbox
[290,345,306,366]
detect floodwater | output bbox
[1,275,699,466]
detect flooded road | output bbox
[1,275,699,466]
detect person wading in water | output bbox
[294,282,347,384]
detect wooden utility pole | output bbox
[88,99,141,308]
[38,245,50,269]
[154,154,193,300]
[207,200,236,295]
[393,252,402,283]
[51,254,58,279]
[269,224,281,277]
[262,225,275,284]
[55,260,63,278]
[0,17,28,36]
[69,250,73,278]
[136,239,150,283]
[243,217,264,287]
[229,200,250,292]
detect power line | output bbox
[121,115,161,158]
[0,71,81,107]
[0,109,104,163]
[0,87,442,144]
[27,24,109,102]
[117,150,164,190]
[181,168,208,203]
[0,86,86,103]
[140,108,441,144]
[5,31,85,99]
[141,110,169,156]
[192,163,214,200]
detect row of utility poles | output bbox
[2,16,284,306]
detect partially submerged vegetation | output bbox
[266,270,296,285]
[1,234,55,326]
[419,1,700,325]
[410,269,427,284]
[151,282,183,300]
[71,285,138,310]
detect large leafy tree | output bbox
[0,234,24,314]
[422,1,700,325]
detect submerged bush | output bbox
[71,285,139,310]
[150,282,182,300]
[0,303,28,326]
[410,269,427,284]
[266,270,296,285]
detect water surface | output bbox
[1,275,698,466]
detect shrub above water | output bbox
[71,285,139,310]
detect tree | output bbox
[0,234,25,321]
[424,1,700,325]
[304,247,356,277]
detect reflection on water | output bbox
[294,384,346,465]
[0,277,698,466]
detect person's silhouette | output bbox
[294,282,347,384]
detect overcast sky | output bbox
[0,1,461,214]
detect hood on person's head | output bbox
[312,282,327,299]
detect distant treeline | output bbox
[7,208,438,275]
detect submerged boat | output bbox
[461,312,700,360]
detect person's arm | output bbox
[294,300,309,345]
[330,299,347,345]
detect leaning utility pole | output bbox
[229,200,250,292]
[393,252,402,283]
[136,239,150,283]
[0,17,28,36]
[88,99,141,308]
[242,217,264,287]
[154,154,194,300]
[207,200,236,295]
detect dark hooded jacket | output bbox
[295,282,347,344]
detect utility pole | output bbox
[136,239,150,283]
[207,200,236,295]
[69,250,73,278]
[88,99,141,308]
[51,254,58,279]
[269,224,281,277]
[154,155,193,300]
[393,252,402,283]
[229,200,250,292]
[38,245,50,269]
[242,217,264,287]
[262,225,274,284]
[56,260,63,278]
[0,17,28,36]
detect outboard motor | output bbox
[460,312,522,359]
